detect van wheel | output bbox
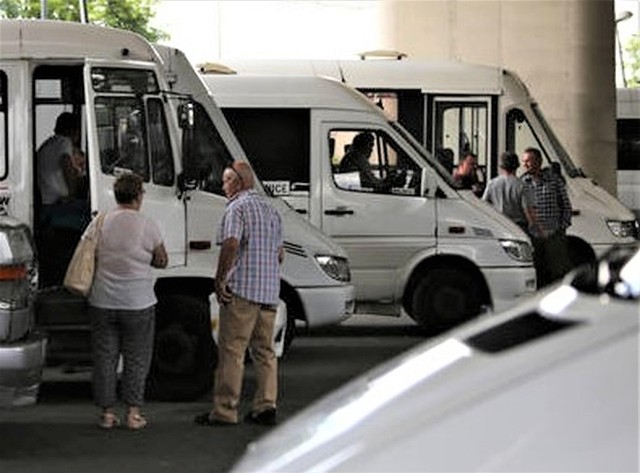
[567,237,596,269]
[411,269,482,335]
[147,295,216,402]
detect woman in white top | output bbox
[88,173,167,430]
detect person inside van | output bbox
[337,132,389,191]
[452,152,484,197]
[436,147,455,173]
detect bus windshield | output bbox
[531,104,583,178]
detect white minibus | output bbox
[203,74,537,334]
[210,58,639,266]
[0,20,354,401]
[617,87,640,220]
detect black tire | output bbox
[567,238,596,269]
[411,268,483,335]
[146,295,216,402]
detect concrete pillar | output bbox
[378,0,617,194]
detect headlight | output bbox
[500,239,533,262]
[606,220,638,239]
[315,255,351,282]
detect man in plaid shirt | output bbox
[195,160,284,427]
[521,147,572,287]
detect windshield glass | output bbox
[390,120,458,188]
[531,104,581,178]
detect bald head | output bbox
[222,161,255,199]
[231,161,254,190]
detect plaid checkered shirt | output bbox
[522,168,572,235]
[218,189,283,305]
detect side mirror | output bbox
[178,102,198,184]
[421,167,431,196]
[178,102,194,129]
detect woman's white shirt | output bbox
[88,208,164,310]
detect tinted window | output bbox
[0,71,7,180]
[187,101,233,196]
[223,108,310,195]
[617,118,640,171]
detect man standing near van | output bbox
[521,147,572,287]
[483,151,542,235]
[195,161,284,427]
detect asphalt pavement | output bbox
[0,313,424,473]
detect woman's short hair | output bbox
[113,172,144,204]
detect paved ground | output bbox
[0,313,424,473]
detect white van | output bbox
[203,74,537,333]
[0,20,354,401]
[617,87,640,220]
[208,58,639,266]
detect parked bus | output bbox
[617,87,640,220]
[203,74,537,334]
[207,57,639,266]
[0,20,354,401]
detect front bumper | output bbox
[0,331,47,407]
[483,265,537,314]
[297,284,355,327]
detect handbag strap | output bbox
[94,211,106,232]
[84,211,106,241]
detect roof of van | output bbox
[0,19,157,62]
[204,58,504,94]
[205,75,381,113]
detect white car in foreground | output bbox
[232,245,639,473]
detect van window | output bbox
[433,100,490,173]
[91,67,174,184]
[506,108,550,174]
[359,89,425,145]
[188,101,233,196]
[329,129,421,196]
[148,98,174,186]
[617,118,640,171]
[222,108,310,196]
[0,71,6,180]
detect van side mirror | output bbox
[178,102,195,129]
[421,167,431,196]
[178,101,198,185]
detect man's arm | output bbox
[557,179,572,231]
[215,237,239,304]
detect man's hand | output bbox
[215,278,232,305]
[215,237,239,305]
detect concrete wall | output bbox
[378,0,617,194]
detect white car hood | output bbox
[569,177,635,221]
[232,283,639,472]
